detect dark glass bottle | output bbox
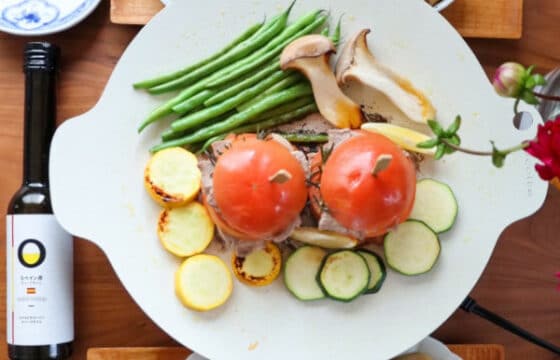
[6,42,73,359]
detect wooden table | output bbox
[1,1,559,359]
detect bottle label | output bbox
[6,214,73,346]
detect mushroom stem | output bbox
[371,154,393,176]
[269,169,293,184]
[280,35,363,129]
[299,58,363,129]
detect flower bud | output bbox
[492,62,526,98]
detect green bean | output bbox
[187,102,318,154]
[197,134,228,154]
[132,22,263,90]
[162,110,237,141]
[206,11,327,88]
[172,89,216,116]
[237,73,304,112]
[219,102,318,135]
[279,132,328,143]
[332,15,342,46]
[171,70,290,132]
[151,83,313,152]
[254,96,314,119]
[320,26,329,36]
[137,81,208,132]
[203,59,279,106]
[148,5,294,94]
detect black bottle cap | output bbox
[23,42,60,72]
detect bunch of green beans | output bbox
[133,2,342,153]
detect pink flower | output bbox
[524,116,560,181]
[492,62,526,98]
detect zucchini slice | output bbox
[175,254,233,311]
[284,246,327,301]
[232,242,282,287]
[317,250,370,302]
[409,178,458,233]
[157,201,214,257]
[290,227,359,249]
[356,250,386,294]
[384,220,440,276]
[144,147,201,208]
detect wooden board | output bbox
[87,345,505,359]
[449,345,505,360]
[110,0,163,25]
[88,347,190,360]
[110,0,523,39]
[441,0,523,39]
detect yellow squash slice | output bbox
[232,242,282,286]
[158,202,214,257]
[144,147,201,208]
[361,122,436,155]
[290,227,358,249]
[175,254,233,311]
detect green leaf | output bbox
[524,65,535,77]
[521,90,539,105]
[427,119,444,136]
[533,74,547,86]
[445,115,462,136]
[448,134,461,146]
[417,138,439,149]
[525,76,536,89]
[491,141,506,168]
[492,151,506,168]
[435,143,446,160]
[444,144,455,154]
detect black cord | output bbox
[461,296,560,355]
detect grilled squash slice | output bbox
[232,242,282,286]
[144,147,201,208]
[175,254,233,311]
[158,202,214,257]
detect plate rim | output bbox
[0,0,102,36]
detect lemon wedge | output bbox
[361,123,436,155]
[290,227,358,249]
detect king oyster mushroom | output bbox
[280,34,363,129]
[335,29,436,124]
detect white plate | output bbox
[49,1,547,359]
[0,0,101,36]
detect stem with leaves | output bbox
[417,115,529,167]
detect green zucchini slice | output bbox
[409,178,458,233]
[317,250,370,302]
[357,250,386,294]
[284,246,327,301]
[384,220,440,276]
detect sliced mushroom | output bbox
[336,29,436,124]
[280,35,363,129]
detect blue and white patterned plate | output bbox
[0,0,101,36]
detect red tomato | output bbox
[213,135,307,239]
[201,192,257,241]
[320,131,416,237]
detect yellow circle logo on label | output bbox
[18,239,46,268]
